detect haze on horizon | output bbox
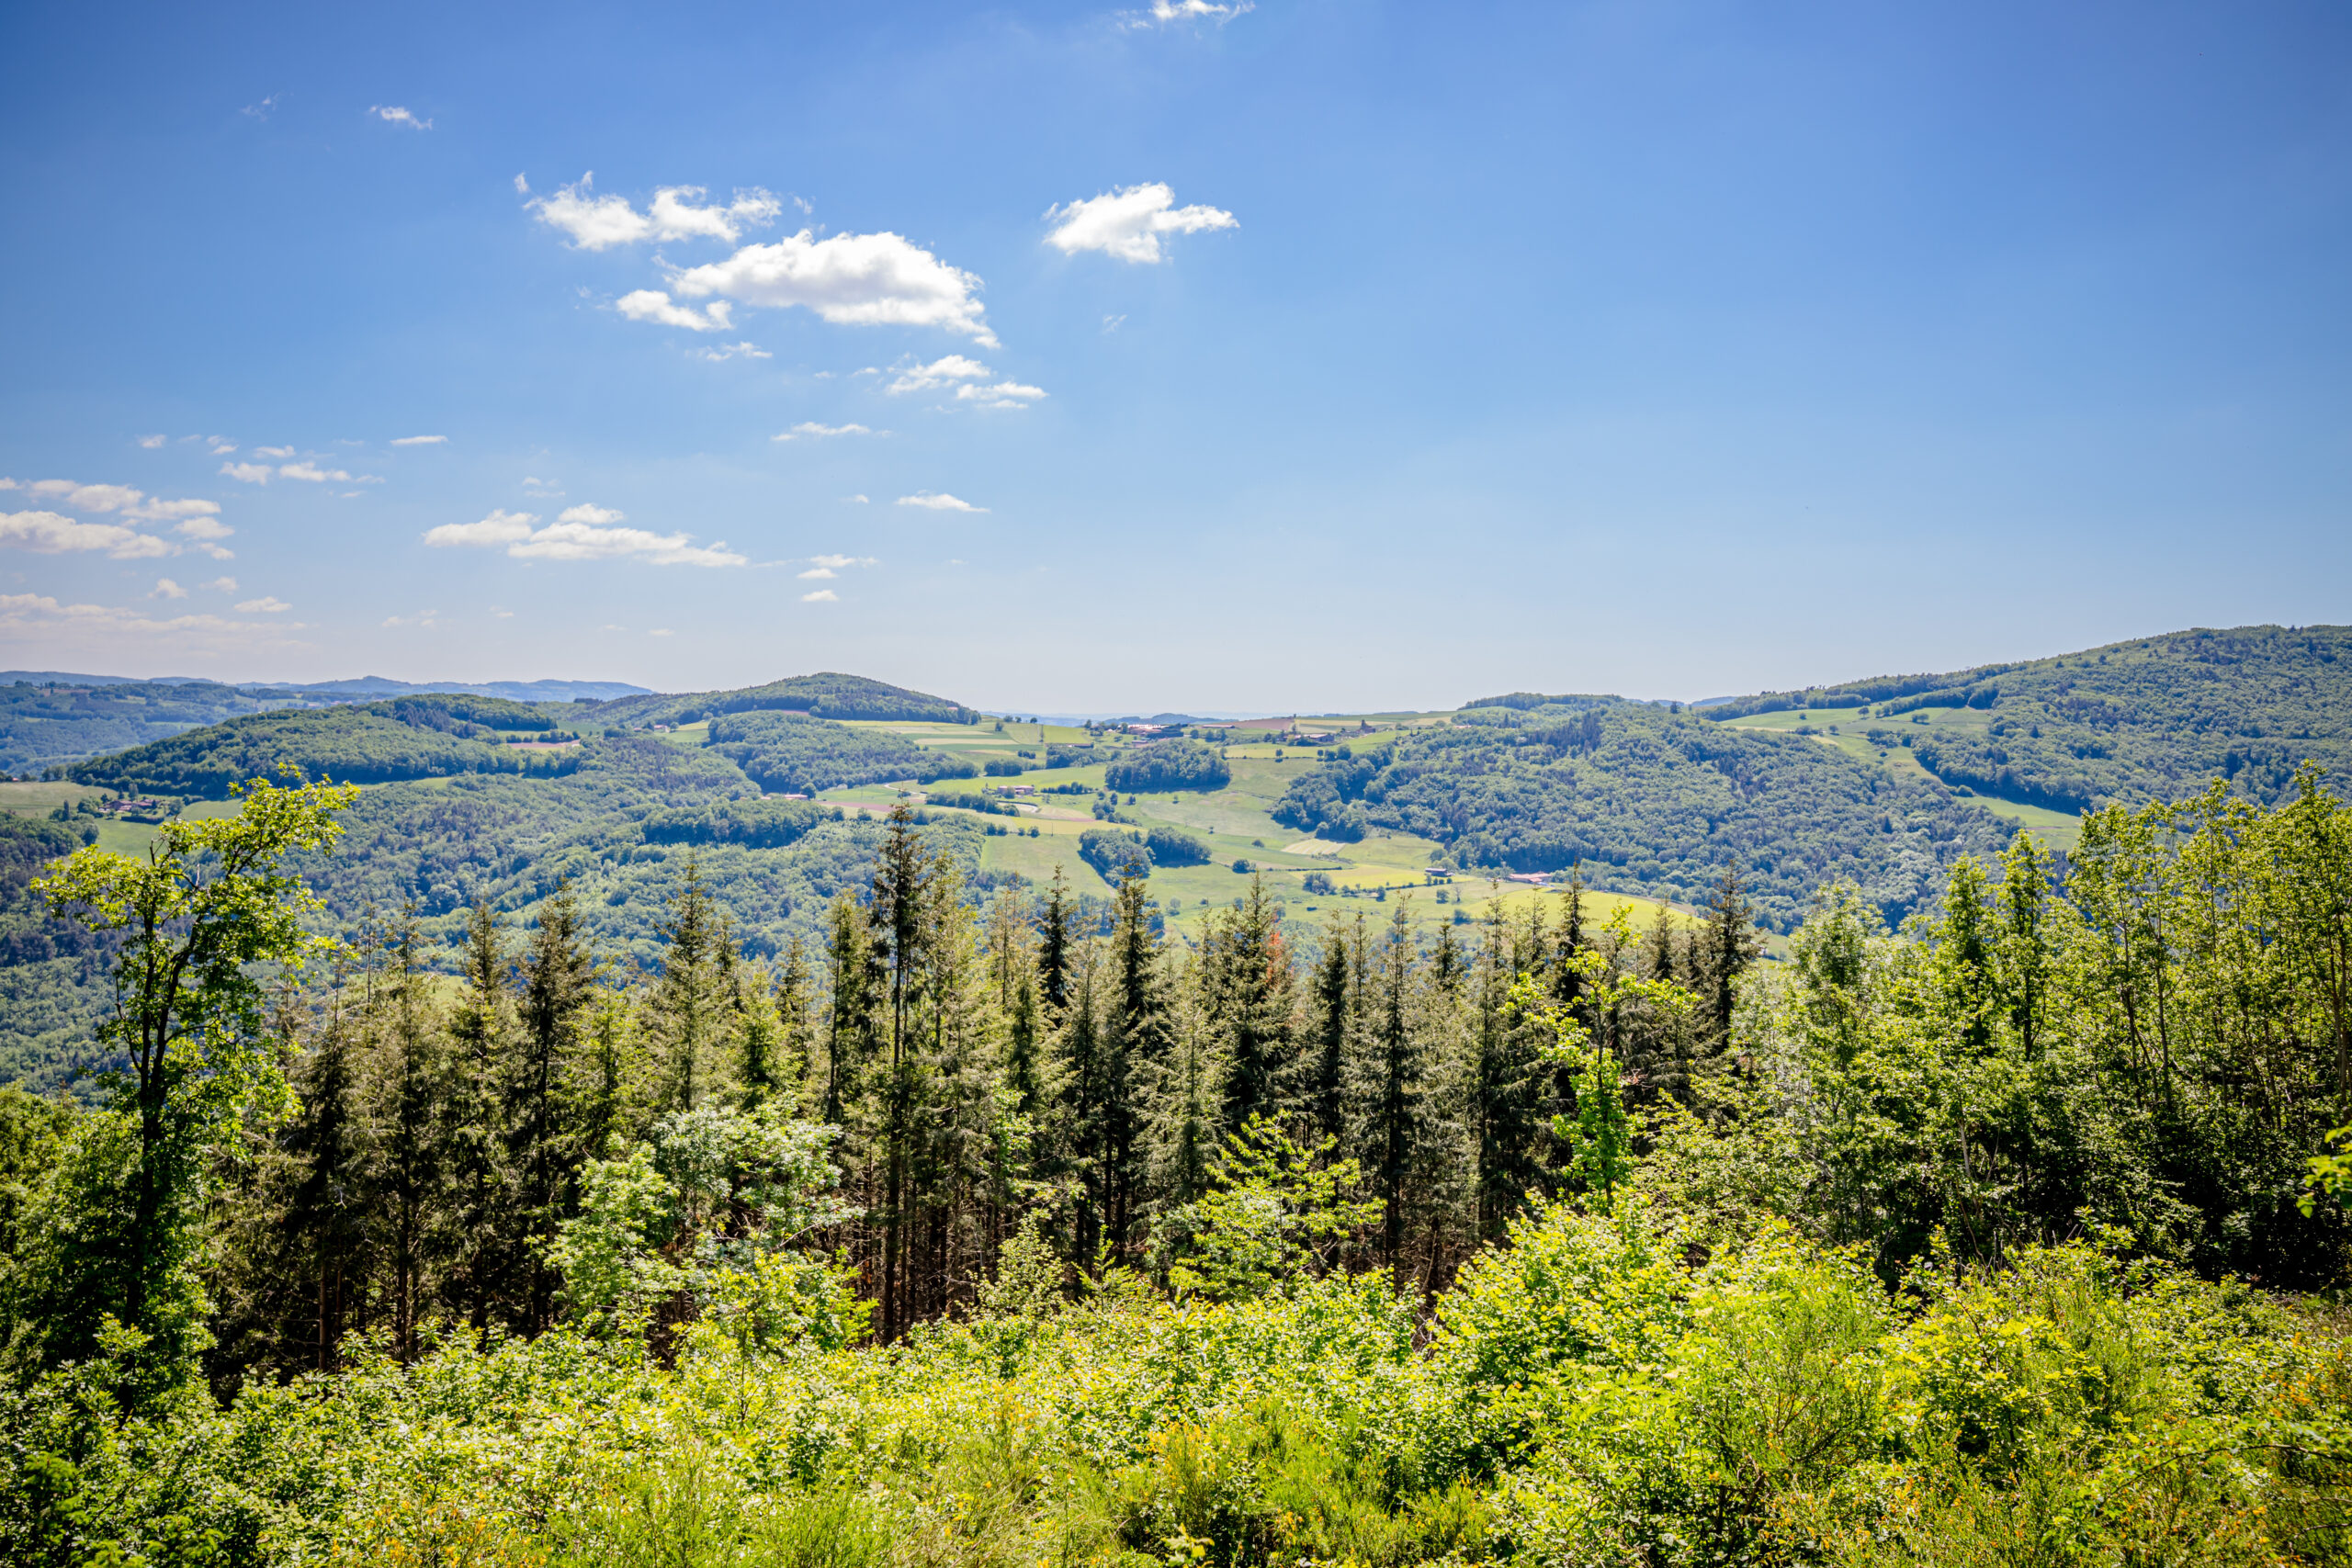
[2,1,2346,714]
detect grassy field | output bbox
[1721,705,2083,852]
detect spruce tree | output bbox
[1036,866,1073,1015]
[441,899,512,1331]
[647,856,729,1112]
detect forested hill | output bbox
[592,671,975,727]
[63,693,592,796]
[1273,702,2013,928]
[0,674,646,778]
[1698,622,2350,811]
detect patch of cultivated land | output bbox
[1723,703,2081,852]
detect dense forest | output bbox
[63,694,590,796]
[0,761,2346,1564]
[1274,702,2013,928]
[1699,623,2352,810]
[596,671,976,728]
[708,711,979,794]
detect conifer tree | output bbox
[647,857,729,1112]
[1036,866,1073,1015]
[364,912,444,1362]
[1100,864,1168,1259]
[1206,877,1295,1135]
[441,899,512,1330]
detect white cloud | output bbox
[424,509,537,548]
[138,434,166,449]
[132,497,222,523]
[0,510,175,558]
[150,578,187,599]
[492,606,514,618]
[371,105,432,130]
[209,437,237,454]
[669,230,995,344]
[797,567,836,579]
[243,95,279,120]
[255,446,295,459]
[887,355,993,395]
[175,516,231,540]
[616,289,733,333]
[649,627,675,637]
[235,596,292,613]
[383,610,439,628]
[220,461,271,484]
[956,379,1047,409]
[423,505,746,567]
[527,175,780,251]
[1046,183,1237,264]
[278,461,351,482]
[2,479,223,526]
[1124,0,1253,27]
[391,434,447,446]
[696,340,772,361]
[203,576,238,592]
[0,593,311,658]
[845,494,869,503]
[807,553,876,569]
[801,589,839,603]
[773,422,874,441]
[896,491,987,513]
[1102,313,1126,333]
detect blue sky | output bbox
[2,1,2346,712]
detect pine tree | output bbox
[1036,866,1073,1015]
[1101,866,1169,1260]
[364,911,445,1362]
[1206,876,1295,1135]
[280,953,368,1371]
[647,856,729,1113]
[1302,919,1352,1143]
[1355,905,1419,1276]
[870,806,930,1339]
[441,900,512,1331]
[822,893,880,1125]
[513,884,595,1330]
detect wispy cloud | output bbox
[1046,183,1236,263]
[696,340,772,361]
[220,461,272,484]
[0,593,311,659]
[808,554,877,569]
[138,434,166,449]
[149,579,187,600]
[235,596,292,613]
[616,289,733,333]
[383,609,439,628]
[801,589,840,602]
[528,175,781,250]
[370,105,432,130]
[1122,0,1253,28]
[202,576,237,592]
[773,422,876,441]
[797,567,836,580]
[896,491,988,513]
[422,504,748,567]
[242,95,279,120]
[884,355,1046,409]
[390,434,447,446]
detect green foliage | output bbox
[1160,1118,1383,1301]
[1144,826,1210,866]
[64,700,584,797]
[1704,621,2352,812]
[1080,828,1151,879]
[605,671,974,728]
[1104,739,1231,794]
[1274,701,2012,928]
[13,774,355,1400]
[705,710,964,795]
